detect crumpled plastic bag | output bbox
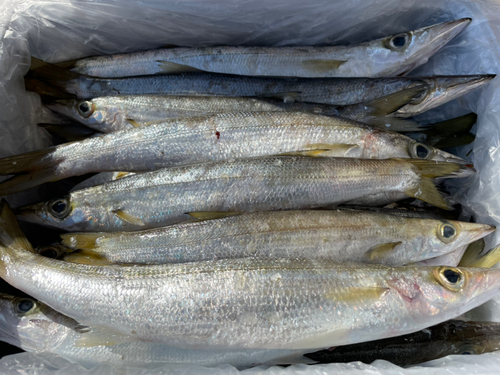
[1,0,500,373]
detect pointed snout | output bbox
[461,222,496,242]
[417,18,471,48]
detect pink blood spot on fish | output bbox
[215,131,220,139]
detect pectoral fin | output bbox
[112,209,145,227]
[303,143,360,157]
[126,119,142,128]
[364,242,402,262]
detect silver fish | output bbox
[46,88,424,134]
[43,210,494,267]
[0,293,304,368]
[15,156,469,232]
[27,62,494,113]
[2,201,500,350]
[65,19,470,78]
[0,111,466,196]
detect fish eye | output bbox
[16,298,35,314]
[77,101,95,118]
[387,33,411,51]
[48,197,72,219]
[437,222,458,243]
[434,266,466,292]
[37,245,64,259]
[409,143,434,160]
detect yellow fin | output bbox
[279,150,329,157]
[303,143,360,157]
[469,243,500,268]
[364,242,402,262]
[459,239,485,267]
[126,119,142,128]
[302,59,347,73]
[157,61,203,73]
[60,233,103,250]
[324,286,389,304]
[115,172,133,180]
[73,327,137,348]
[187,211,241,220]
[63,250,112,266]
[405,177,450,210]
[112,209,145,227]
[0,200,34,253]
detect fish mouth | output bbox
[395,74,496,117]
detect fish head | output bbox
[417,220,495,259]
[361,18,471,77]
[379,131,469,165]
[15,195,91,231]
[0,293,72,352]
[406,139,470,165]
[390,266,500,322]
[395,75,496,117]
[445,320,500,355]
[45,98,121,132]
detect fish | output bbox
[46,88,425,134]
[37,210,494,267]
[0,111,467,196]
[15,156,471,232]
[50,19,471,79]
[2,200,500,350]
[0,293,305,368]
[26,59,494,114]
[304,319,500,366]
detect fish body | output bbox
[0,111,465,196]
[0,294,303,368]
[66,19,470,78]
[16,156,468,232]
[46,92,421,134]
[305,319,500,366]
[53,210,494,267]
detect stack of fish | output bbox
[1,17,500,369]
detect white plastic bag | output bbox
[1,0,500,373]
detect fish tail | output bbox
[424,113,477,148]
[25,57,81,99]
[459,238,486,267]
[0,200,35,276]
[0,148,60,196]
[404,160,471,210]
[426,113,477,135]
[465,242,500,268]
